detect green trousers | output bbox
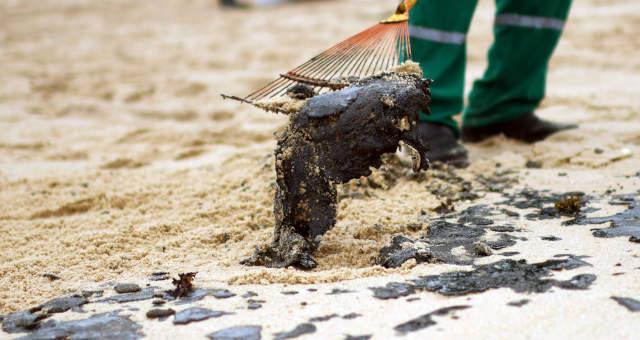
[409,0,572,137]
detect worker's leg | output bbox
[462,0,572,129]
[409,0,479,137]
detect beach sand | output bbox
[1,0,639,338]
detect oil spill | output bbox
[370,282,415,300]
[308,314,339,322]
[565,194,640,242]
[38,296,88,314]
[498,190,591,221]
[611,297,640,312]
[98,287,155,304]
[146,308,175,320]
[2,310,47,334]
[170,288,235,305]
[274,323,317,340]
[173,307,231,325]
[242,72,432,269]
[114,283,141,294]
[149,272,170,281]
[541,236,562,241]
[207,325,261,340]
[247,300,263,310]
[3,296,90,334]
[344,335,371,340]
[242,291,258,298]
[81,290,103,298]
[327,288,354,295]
[371,256,594,299]
[394,305,470,334]
[376,203,520,268]
[15,312,143,340]
[507,299,530,307]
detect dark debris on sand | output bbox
[242,72,432,269]
[611,296,640,312]
[274,323,317,340]
[207,325,261,340]
[15,311,143,340]
[371,255,595,299]
[394,305,470,334]
[170,272,197,298]
[376,204,520,268]
[566,194,640,242]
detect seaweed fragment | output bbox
[170,272,196,298]
[555,195,582,215]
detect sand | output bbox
[1,0,639,338]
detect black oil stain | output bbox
[149,271,169,281]
[2,310,47,334]
[242,291,258,298]
[38,296,88,314]
[394,305,470,334]
[207,325,261,340]
[145,308,175,320]
[247,300,263,310]
[507,299,531,307]
[274,323,317,340]
[308,314,339,322]
[327,288,354,295]
[371,256,595,299]
[170,288,235,305]
[376,204,521,268]
[566,194,640,242]
[98,287,155,304]
[3,295,90,334]
[114,283,141,294]
[15,312,143,340]
[173,307,230,325]
[611,296,640,312]
[541,235,562,241]
[344,335,371,340]
[499,189,590,221]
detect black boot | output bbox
[461,112,577,143]
[219,0,241,8]
[418,122,469,168]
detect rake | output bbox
[223,0,420,106]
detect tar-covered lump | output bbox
[243,70,432,269]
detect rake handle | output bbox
[381,0,420,23]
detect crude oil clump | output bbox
[243,71,432,269]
